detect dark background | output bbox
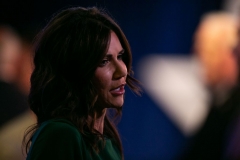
[0,0,224,159]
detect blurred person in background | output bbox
[0,25,36,160]
[138,11,240,159]
[182,11,240,160]
[223,25,240,160]
[0,0,37,159]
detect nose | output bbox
[113,61,127,80]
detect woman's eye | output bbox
[117,54,123,60]
[99,59,109,66]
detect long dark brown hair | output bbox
[23,6,141,158]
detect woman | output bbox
[23,6,141,160]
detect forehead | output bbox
[107,31,123,53]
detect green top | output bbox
[27,119,122,160]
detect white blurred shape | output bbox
[138,54,211,136]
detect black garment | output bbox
[0,80,29,127]
[182,85,240,160]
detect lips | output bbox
[110,84,125,96]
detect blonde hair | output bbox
[195,11,239,56]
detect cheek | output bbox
[93,68,112,90]
[93,69,113,106]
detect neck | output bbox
[88,109,107,134]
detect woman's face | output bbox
[93,31,127,109]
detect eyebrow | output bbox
[105,49,125,57]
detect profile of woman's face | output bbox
[93,31,127,109]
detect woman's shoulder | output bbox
[30,119,84,153]
[43,118,76,129]
[28,119,86,159]
[38,118,81,139]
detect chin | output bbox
[106,95,123,108]
[110,100,124,108]
[110,103,124,108]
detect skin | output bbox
[91,31,127,133]
[194,13,238,88]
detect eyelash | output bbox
[100,59,109,66]
[99,53,125,66]
[117,53,124,60]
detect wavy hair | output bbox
[23,6,141,158]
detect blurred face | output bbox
[0,27,22,83]
[93,31,127,109]
[194,21,238,87]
